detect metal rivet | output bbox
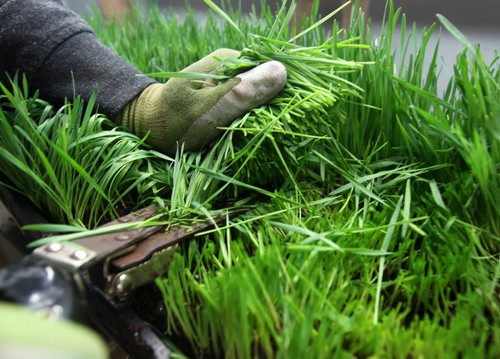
[70,250,88,261]
[114,274,131,299]
[118,217,131,223]
[45,243,63,253]
[115,234,131,241]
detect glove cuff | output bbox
[117,84,164,137]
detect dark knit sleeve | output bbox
[0,0,155,118]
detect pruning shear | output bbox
[0,204,242,358]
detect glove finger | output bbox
[178,60,287,151]
[158,77,240,154]
[166,48,239,93]
[182,48,240,73]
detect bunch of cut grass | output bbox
[0,0,498,357]
[0,77,174,227]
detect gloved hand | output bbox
[119,49,287,153]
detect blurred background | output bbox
[64,0,500,29]
[64,0,499,92]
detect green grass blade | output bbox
[203,0,245,38]
[288,0,352,43]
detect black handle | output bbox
[0,255,83,321]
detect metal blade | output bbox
[34,205,163,271]
[111,215,229,271]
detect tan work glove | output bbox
[118,49,287,153]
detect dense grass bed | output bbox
[0,1,498,357]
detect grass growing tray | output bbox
[0,0,498,357]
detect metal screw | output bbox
[115,233,131,241]
[70,250,88,261]
[113,274,131,299]
[45,243,63,253]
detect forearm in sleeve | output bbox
[0,0,155,118]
